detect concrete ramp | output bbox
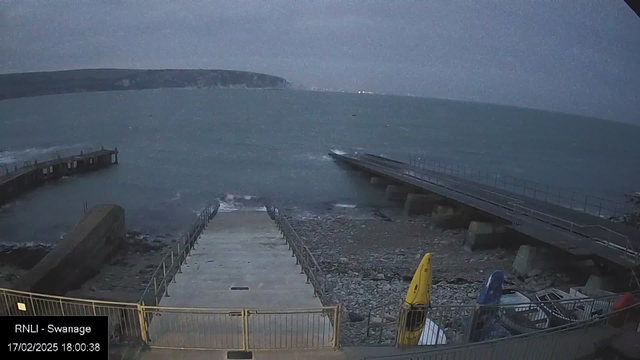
[147,210,334,350]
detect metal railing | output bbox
[139,202,219,306]
[142,305,341,350]
[366,290,638,347]
[270,206,330,304]
[356,153,632,225]
[0,287,144,344]
[357,154,553,217]
[0,286,341,350]
[363,301,640,360]
[408,155,631,220]
[366,301,402,344]
[508,201,640,279]
[1,147,115,178]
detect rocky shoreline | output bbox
[287,208,582,345]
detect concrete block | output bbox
[512,245,565,276]
[430,205,473,230]
[403,193,442,216]
[569,287,615,299]
[512,245,536,276]
[15,204,126,295]
[436,206,454,217]
[385,185,410,201]
[463,221,507,251]
[370,177,393,186]
[467,221,503,234]
[585,274,616,292]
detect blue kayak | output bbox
[468,270,505,342]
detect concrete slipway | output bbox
[146,208,333,350]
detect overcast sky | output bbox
[1,1,639,124]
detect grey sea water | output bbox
[1,88,639,244]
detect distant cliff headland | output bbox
[0,69,290,100]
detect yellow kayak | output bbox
[397,253,432,346]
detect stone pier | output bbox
[0,148,118,207]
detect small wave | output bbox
[0,144,86,165]
[218,202,267,213]
[223,194,258,201]
[0,241,55,250]
[217,193,265,213]
[330,149,347,155]
[0,152,16,165]
[333,203,357,208]
[295,153,332,162]
[171,191,182,201]
[219,202,240,212]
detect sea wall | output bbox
[15,204,125,295]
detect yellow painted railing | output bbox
[0,286,341,350]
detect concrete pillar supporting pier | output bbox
[463,221,507,251]
[513,245,541,276]
[385,185,410,201]
[584,274,617,292]
[512,245,565,276]
[370,177,393,186]
[403,193,443,216]
[430,205,473,229]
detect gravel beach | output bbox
[287,207,579,345]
